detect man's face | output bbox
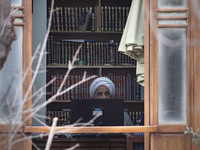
[94,85,111,98]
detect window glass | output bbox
[0,27,23,124]
[158,28,186,124]
[11,0,22,6]
[158,0,186,8]
[158,20,186,25]
[158,12,186,17]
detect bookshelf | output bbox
[46,0,144,127]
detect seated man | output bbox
[89,77,133,126]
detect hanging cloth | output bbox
[118,0,144,86]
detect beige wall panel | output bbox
[151,133,189,150]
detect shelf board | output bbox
[52,100,71,103]
[52,100,143,103]
[50,31,123,34]
[50,31,123,41]
[124,100,144,103]
[47,65,136,69]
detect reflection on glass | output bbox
[158,12,186,17]
[158,0,186,8]
[158,28,186,124]
[0,27,23,124]
[159,20,186,25]
[11,0,22,6]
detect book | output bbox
[77,9,92,31]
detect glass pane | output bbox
[0,27,23,124]
[11,0,22,6]
[158,0,186,8]
[14,9,23,23]
[159,20,186,25]
[158,12,187,17]
[158,28,186,124]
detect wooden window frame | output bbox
[2,0,194,150]
[23,1,157,150]
[23,0,156,133]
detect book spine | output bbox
[118,6,122,31]
[95,42,99,66]
[56,7,60,31]
[64,7,68,31]
[71,7,75,30]
[101,6,104,31]
[89,42,93,66]
[70,75,74,99]
[92,42,95,66]
[58,41,61,64]
[60,7,64,31]
[59,74,63,100]
[74,75,78,99]
[115,7,118,31]
[126,6,130,21]
[111,6,115,31]
[64,41,67,64]
[63,74,67,100]
[66,74,70,100]
[51,74,55,98]
[108,6,111,31]
[140,85,144,101]
[52,8,56,31]
[78,7,81,26]
[67,7,72,31]
[100,42,104,65]
[135,78,141,100]
[62,41,65,64]
[47,37,51,65]
[104,6,108,31]
[86,42,90,66]
[74,7,78,30]
[53,41,57,64]
[122,7,126,30]
[56,73,59,100]
[91,8,96,31]
[71,42,75,60]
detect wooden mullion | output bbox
[0,124,23,133]
[13,14,25,19]
[24,126,158,133]
[150,0,158,126]
[22,0,32,126]
[157,124,188,133]
[12,6,24,10]
[157,8,188,13]
[14,22,24,26]
[157,16,188,20]
[144,0,150,149]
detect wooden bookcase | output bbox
[46,0,144,127]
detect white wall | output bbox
[32,0,47,126]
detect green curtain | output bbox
[118,0,144,86]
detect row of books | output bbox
[46,109,71,126]
[133,143,144,150]
[48,5,130,31]
[46,109,143,126]
[101,6,130,31]
[47,36,136,66]
[47,74,144,101]
[48,6,95,31]
[125,110,144,126]
[48,74,93,100]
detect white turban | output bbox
[89,77,116,97]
